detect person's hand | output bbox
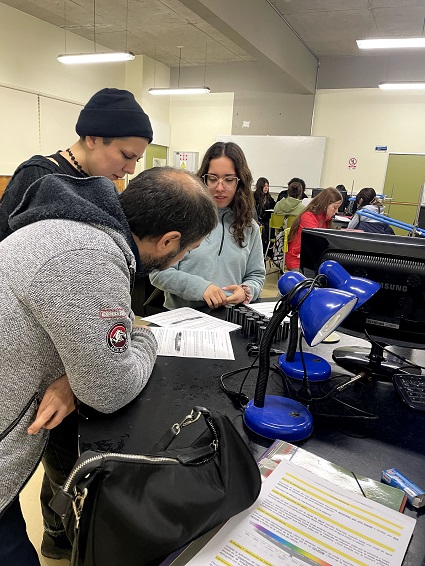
[203,284,228,309]
[222,285,246,305]
[28,374,75,435]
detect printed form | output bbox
[150,328,234,360]
[186,459,415,566]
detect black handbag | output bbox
[50,406,262,566]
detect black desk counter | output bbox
[79,313,425,566]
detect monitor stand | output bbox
[332,342,421,382]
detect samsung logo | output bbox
[378,282,408,292]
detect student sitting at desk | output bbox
[254,177,275,254]
[276,177,308,202]
[285,187,343,271]
[347,187,395,234]
[150,141,266,310]
[273,180,306,218]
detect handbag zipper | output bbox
[62,452,178,494]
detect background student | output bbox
[276,176,308,202]
[274,179,306,217]
[254,176,276,254]
[347,187,395,234]
[0,87,153,241]
[285,187,343,271]
[150,141,266,310]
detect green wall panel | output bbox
[383,154,425,235]
[145,144,168,170]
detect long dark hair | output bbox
[354,187,383,214]
[198,142,254,247]
[288,187,342,241]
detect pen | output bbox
[170,316,203,324]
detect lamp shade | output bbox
[318,260,380,308]
[278,271,358,346]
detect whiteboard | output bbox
[216,135,326,189]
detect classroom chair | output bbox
[264,213,285,266]
[265,214,296,273]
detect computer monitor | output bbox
[300,228,425,380]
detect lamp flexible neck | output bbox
[254,297,291,407]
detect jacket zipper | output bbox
[0,392,39,442]
[218,210,229,256]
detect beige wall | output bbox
[169,93,234,167]
[312,88,425,195]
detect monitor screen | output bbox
[300,228,425,379]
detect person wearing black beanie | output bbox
[0,87,154,560]
[0,88,153,242]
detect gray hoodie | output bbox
[150,207,265,309]
[0,174,157,514]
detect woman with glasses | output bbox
[150,141,265,309]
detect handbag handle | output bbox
[151,406,214,452]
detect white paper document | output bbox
[149,328,234,360]
[186,459,416,566]
[143,307,240,332]
[246,302,279,318]
[247,302,290,324]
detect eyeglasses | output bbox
[202,174,240,191]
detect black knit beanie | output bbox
[75,88,153,143]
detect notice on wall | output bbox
[348,157,358,169]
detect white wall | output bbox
[169,93,234,167]
[312,88,425,193]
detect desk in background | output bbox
[333,214,350,229]
[79,312,425,565]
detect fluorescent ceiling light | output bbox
[57,51,135,64]
[357,38,425,49]
[379,82,425,90]
[148,87,210,95]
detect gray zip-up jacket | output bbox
[0,174,157,515]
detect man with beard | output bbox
[0,167,217,564]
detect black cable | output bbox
[364,329,425,371]
[219,364,258,409]
[296,333,312,400]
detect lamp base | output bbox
[278,352,331,382]
[244,396,313,441]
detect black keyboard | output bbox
[393,373,425,412]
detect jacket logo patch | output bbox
[107,323,128,353]
[100,308,126,319]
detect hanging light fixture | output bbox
[57,0,135,64]
[149,46,210,95]
[379,82,425,90]
[357,38,425,49]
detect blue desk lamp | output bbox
[243,262,380,441]
[278,261,381,382]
